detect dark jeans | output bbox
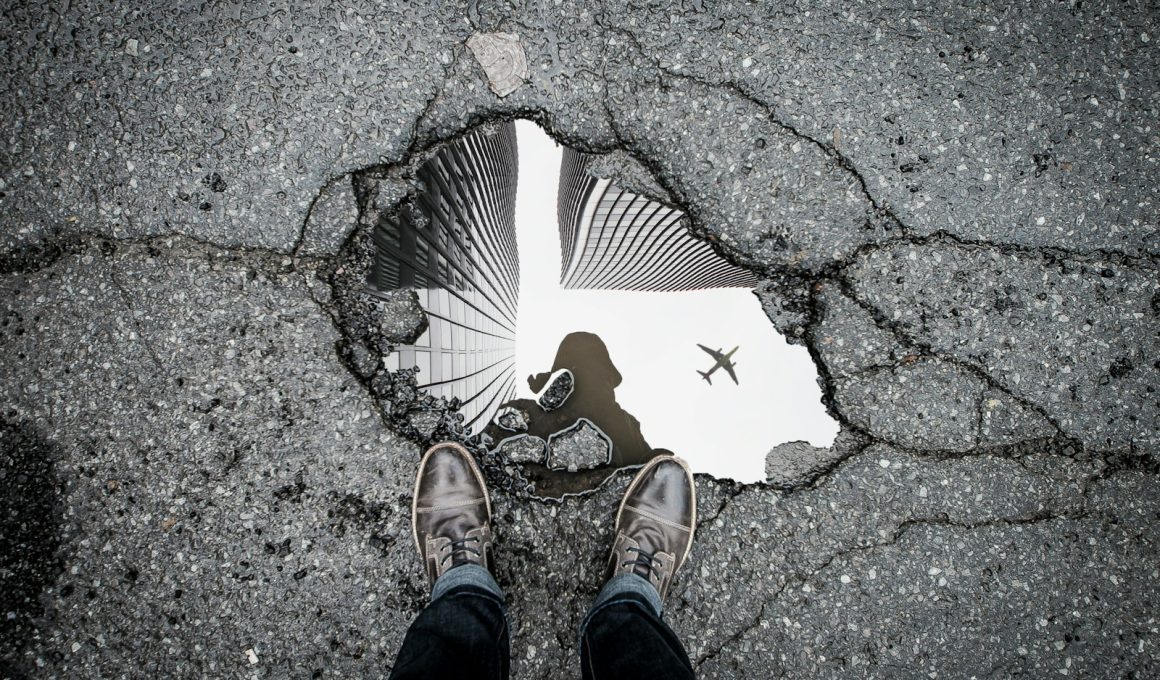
[389,565,695,680]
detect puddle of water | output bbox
[373,119,838,489]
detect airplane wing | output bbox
[723,362,739,384]
[697,344,724,360]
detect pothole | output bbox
[332,118,838,497]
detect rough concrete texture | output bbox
[1,1,1157,678]
[546,419,612,472]
[581,149,678,206]
[0,421,61,673]
[763,430,862,490]
[495,434,547,466]
[1,241,422,677]
[299,177,360,258]
[846,241,1158,452]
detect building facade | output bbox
[557,148,757,291]
[366,122,520,431]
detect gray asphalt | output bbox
[2,1,1157,678]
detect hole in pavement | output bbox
[345,119,837,495]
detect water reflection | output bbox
[485,331,667,495]
[372,123,521,430]
[368,120,840,488]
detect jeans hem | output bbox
[431,563,504,602]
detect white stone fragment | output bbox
[466,33,528,97]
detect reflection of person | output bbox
[490,331,653,467]
[389,442,697,680]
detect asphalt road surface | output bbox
[1,2,1156,678]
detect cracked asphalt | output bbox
[2,1,1157,678]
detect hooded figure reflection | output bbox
[488,331,667,494]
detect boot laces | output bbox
[623,546,662,582]
[440,536,482,567]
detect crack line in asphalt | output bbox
[606,27,1155,275]
[692,509,1095,669]
[292,173,354,257]
[660,69,902,228]
[6,24,1145,511]
[639,56,1155,270]
[831,273,1080,446]
[107,260,169,378]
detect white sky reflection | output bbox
[512,120,838,483]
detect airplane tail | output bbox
[698,370,712,384]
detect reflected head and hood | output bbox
[488,331,661,495]
[529,331,622,393]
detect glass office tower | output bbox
[557,148,756,291]
[367,122,520,430]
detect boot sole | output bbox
[411,441,493,556]
[614,454,698,568]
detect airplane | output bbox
[697,344,739,385]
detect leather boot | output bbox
[411,441,494,589]
[606,455,696,600]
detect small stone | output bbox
[245,648,258,665]
[537,369,574,411]
[466,32,528,97]
[124,39,139,56]
[495,406,529,432]
[201,172,227,193]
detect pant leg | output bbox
[389,564,510,680]
[579,574,695,680]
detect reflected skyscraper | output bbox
[557,148,757,291]
[367,122,520,430]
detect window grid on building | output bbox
[368,122,520,430]
[557,148,758,292]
